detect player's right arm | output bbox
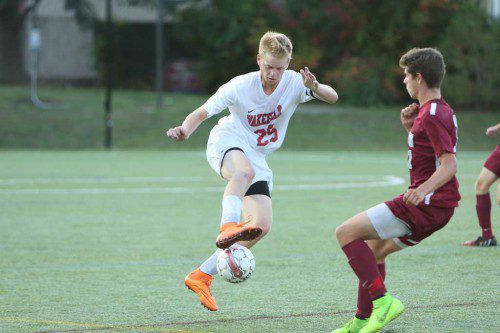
[400,103,419,132]
[403,152,457,206]
[167,78,236,142]
[166,107,208,141]
[486,123,500,137]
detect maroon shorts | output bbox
[385,195,455,247]
[484,145,500,177]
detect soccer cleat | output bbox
[359,294,404,333]
[332,317,368,333]
[215,221,262,249]
[462,236,497,247]
[184,269,218,311]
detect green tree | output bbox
[175,0,275,91]
[177,0,499,109]
[439,1,500,110]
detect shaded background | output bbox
[0,3,499,331]
[0,0,498,149]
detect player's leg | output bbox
[333,239,402,333]
[238,192,272,249]
[355,239,401,317]
[335,211,381,245]
[185,148,260,311]
[335,211,388,305]
[221,149,255,198]
[496,181,500,206]
[194,175,271,289]
[475,168,497,237]
[463,167,498,246]
[334,204,408,333]
[215,149,264,248]
[196,183,270,281]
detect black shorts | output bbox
[245,180,271,198]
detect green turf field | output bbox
[0,150,499,333]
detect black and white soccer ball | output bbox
[216,244,255,283]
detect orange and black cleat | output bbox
[215,221,262,249]
[185,269,218,311]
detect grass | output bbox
[0,150,499,332]
[0,85,498,150]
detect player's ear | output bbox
[257,53,261,66]
[416,72,423,84]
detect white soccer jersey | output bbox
[202,70,315,155]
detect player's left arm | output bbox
[403,153,457,206]
[300,67,338,104]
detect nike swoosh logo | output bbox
[247,109,255,114]
[376,300,393,323]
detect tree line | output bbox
[1,0,498,110]
[175,0,499,110]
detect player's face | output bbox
[258,54,290,87]
[403,69,419,99]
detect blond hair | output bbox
[259,31,293,59]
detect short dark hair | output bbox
[399,48,446,88]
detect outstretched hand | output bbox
[486,125,500,137]
[166,126,189,141]
[300,67,319,92]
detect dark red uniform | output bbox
[484,145,500,177]
[386,98,460,246]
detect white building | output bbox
[24,0,175,80]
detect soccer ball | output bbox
[216,244,255,283]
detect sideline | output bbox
[0,175,405,195]
[14,300,497,333]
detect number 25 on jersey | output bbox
[255,125,278,146]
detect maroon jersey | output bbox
[407,98,460,207]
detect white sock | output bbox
[199,249,222,276]
[220,195,242,226]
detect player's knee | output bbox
[475,178,490,194]
[335,223,347,242]
[242,167,255,183]
[371,247,387,262]
[233,167,255,185]
[259,221,272,236]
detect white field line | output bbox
[0,174,398,185]
[0,173,478,186]
[0,176,405,195]
[0,176,211,185]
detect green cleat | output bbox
[332,317,368,333]
[359,294,404,333]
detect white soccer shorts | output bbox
[206,125,274,192]
[366,203,412,248]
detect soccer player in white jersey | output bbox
[167,31,338,311]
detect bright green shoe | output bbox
[359,294,404,333]
[332,317,368,333]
